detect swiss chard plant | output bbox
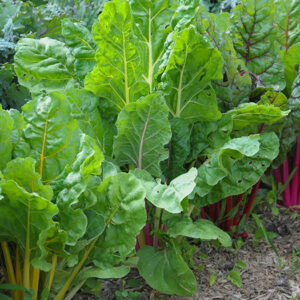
[0,0,297,298]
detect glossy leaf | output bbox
[163,213,232,247]
[88,173,146,267]
[0,106,13,169]
[195,133,279,205]
[62,19,97,81]
[196,9,252,110]
[14,38,75,93]
[114,93,171,177]
[22,92,80,182]
[85,0,148,112]
[137,245,196,296]
[0,158,57,271]
[130,168,197,213]
[160,26,223,120]
[231,0,285,90]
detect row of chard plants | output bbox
[0,0,299,299]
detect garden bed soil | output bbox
[98,210,300,300]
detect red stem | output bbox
[283,156,291,207]
[273,168,283,185]
[144,223,152,246]
[200,207,206,219]
[291,135,300,206]
[233,194,244,226]
[225,196,233,231]
[241,178,262,223]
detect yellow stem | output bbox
[15,247,23,300]
[137,230,146,248]
[53,238,98,300]
[31,268,40,300]
[46,254,57,298]
[1,242,18,300]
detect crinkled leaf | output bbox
[66,87,115,156]
[196,9,252,111]
[85,0,148,113]
[0,158,58,271]
[22,92,80,182]
[113,93,171,177]
[14,38,75,93]
[88,173,146,268]
[231,0,285,90]
[130,168,197,213]
[274,0,300,51]
[137,245,196,296]
[160,26,223,120]
[162,213,232,247]
[62,19,97,81]
[162,118,191,180]
[227,103,289,130]
[0,106,13,169]
[130,0,178,93]
[195,132,279,205]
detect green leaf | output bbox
[78,265,130,281]
[130,168,197,213]
[258,90,289,110]
[61,19,97,81]
[231,0,285,90]
[195,133,279,205]
[235,260,246,269]
[160,26,223,120]
[130,0,178,93]
[66,87,115,156]
[114,93,171,177]
[137,245,196,296]
[162,118,191,180]
[209,273,217,287]
[227,269,242,288]
[85,0,148,112]
[22,92,80,182]
[0,158,58,271]
[88,173,146,267]
[196,9,252,110]
[14,38,75,93]
[274,0,300,52]
[227,102,289,130]
[281,42,300,96]
[0,105,13,169]
[163,213,232,247]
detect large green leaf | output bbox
[0,158,57,271]
[130,0,178,93]
[14,38,75,93]
[281,43,300,96]
[231,0,285,90]
[137,245,196,296]
[85,0,148,112]
[88,173,146,267]
[66,87,115,156]
[162,213,232,247]
[162,118,191,179]
[160,26,223,120]
[274,0,300,52]
[195,132,279,205]
[113,93,171,177]
[130,168,197,213]
[0,106,13,169]
[61,19,97,81]
[227,102,289,130]
[22,92,80,182]
[196,9,252,111]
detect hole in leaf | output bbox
[238,179,242,184]
[249,161,253,165]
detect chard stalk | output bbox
[1,242,17,288]
[291,135,300,206]
[46,254,57,298]
[31,267,40,300]
[153,207,161,247]
[283,157,291,207]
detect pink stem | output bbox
[283,156,291,207]
[144,223,152,246]
[273,168,283,185]
[291,136,300,206]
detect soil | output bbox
[97,210,300,300]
